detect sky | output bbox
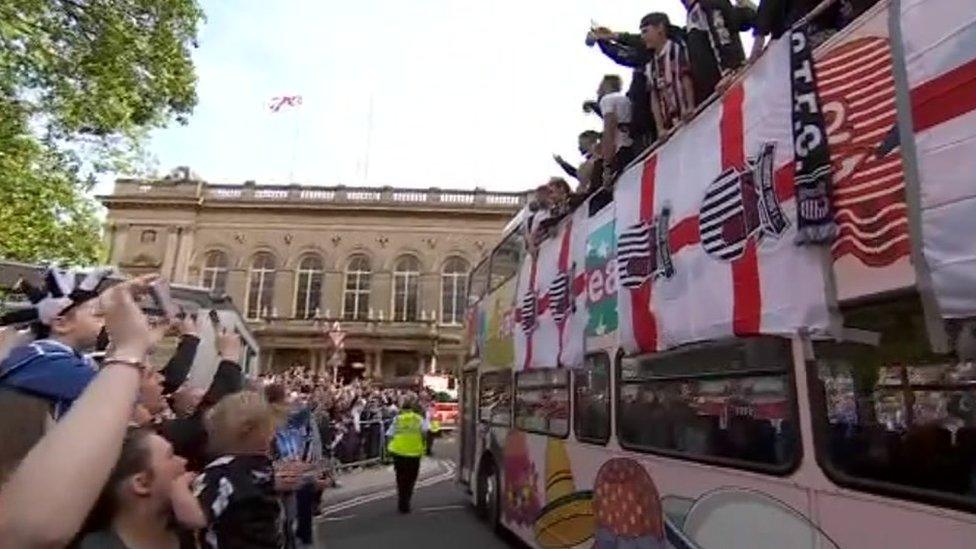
[101,0,696,195]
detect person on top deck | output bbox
[385,395,429,513]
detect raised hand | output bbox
[216,328,243,363]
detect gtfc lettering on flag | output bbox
[613,36,831,354]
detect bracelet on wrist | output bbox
[103,357,146,372]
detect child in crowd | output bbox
[194,391,300,549]
[0,267,115,481]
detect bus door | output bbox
[460,369,478,484]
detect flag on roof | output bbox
[269,95,303,113]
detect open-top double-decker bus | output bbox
[457,2,976,548]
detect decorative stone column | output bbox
[374,349,383,380]
[173,225,196,284]
[161,226,180,279]
[111,223,131,265]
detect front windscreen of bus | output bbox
[813,299,976,507]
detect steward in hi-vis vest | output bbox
[387,410,425,458]
[386,402,429,513]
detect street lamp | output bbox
[325,320,345,382]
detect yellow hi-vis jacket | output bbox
[387,411,426,458]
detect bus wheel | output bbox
[478,460,501,530]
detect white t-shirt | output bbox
[598,91,633,151]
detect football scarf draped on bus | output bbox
[613,35,832,355]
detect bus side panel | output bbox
[498,430,828,549]
[816,490,976,549]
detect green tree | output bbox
[0,0,204,265]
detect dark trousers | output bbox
[392,454,421,512]
[295,484,317,544]
[425,431,434,456]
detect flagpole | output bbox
[288,107,301,183]
[363,94,374,182]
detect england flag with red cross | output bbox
[557,204,590,368]
[515,221,565,370]
[900,0,976,318]
[614,36,832,355]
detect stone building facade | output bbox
[99,178,524,380]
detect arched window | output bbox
[441,257,469,325]
[201,250,229,294]
[246,252,276,320]
[294,254,324,319]
[393,255,421,322]
[343,255,371,320]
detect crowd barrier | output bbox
[332,418,392,471]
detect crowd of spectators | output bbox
[256,367,433,466]
[0,268,436,548]
[529,0,880,251]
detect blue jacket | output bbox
[0,339,96,419]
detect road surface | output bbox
[315,433,519,548]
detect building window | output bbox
[343,255,371,320]
[516,370,570,437]
[246,252,276,320]
[140,230,157,244]
[392,255,420,322]
[440,257,469,325]
[617,337,799,473]
[479,371,512,426]
[294,254,324,319]
[575,353,611,444]
[201,250,229,294]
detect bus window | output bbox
[468,258,489,304]
[812,298,976,510]
[479,371,512,426]
[515,370,570,437]
[617,337,798,473]
[575,353,611,444]
[489,231,524,291]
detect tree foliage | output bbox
[0,0,204,266]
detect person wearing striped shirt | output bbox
[641,13,697,138]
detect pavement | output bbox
[313,434,521,549]
[319,457,451,511]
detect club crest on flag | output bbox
[519,290,538,333]
[617,206,675,289]
[700,143,789,261]
[548,264,574,325]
